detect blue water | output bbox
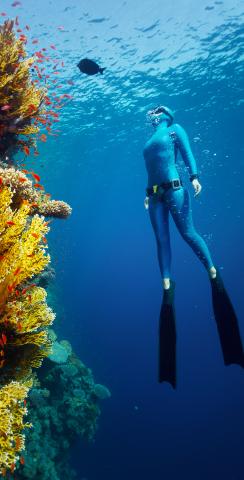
[3,0,244,478]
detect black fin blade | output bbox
[158,282,177,388]
[211,273,244,368]
[99,67,106,74]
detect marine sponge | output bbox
[0,379,32,474]
[37,199,72,219]
[0,166,72,218]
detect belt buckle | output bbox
[172,179,180,189]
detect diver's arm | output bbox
[174,123,202,196]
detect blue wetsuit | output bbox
[143,122,214,279]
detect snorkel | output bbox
[147,105,174,127]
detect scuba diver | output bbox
[144,105,244,388]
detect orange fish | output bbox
[0,13,7,17]
[0,255,4,261]
[25,25,30,31]
[42,237,47,244]
[1,105,11,111]
[10,463,15,474]
[34,151,40,156]
[31,233,39,239]
[28,294,32,302]
[31,172,41,182]
[14,267,21,276]
[15,437,21,451]
[15,15,19,25]
[22,169,29,174]
[12,1,22,6]
[20,457,25,465]
[34,183,44,190]
[32,39,39,44]
[24,399,27,406]
[50,44,56,49]
[17,322,22,331]
[40,134,47,142]
[0,339,4,348]
[22,288,27,295]
[0,350,4,357]
[19,177,27,182]
[6,221,15,226]
[23,146,30,156]
[0,359,5,368]
[28,104,36,112]
[2,333,7,345]
[0,177,3,185]
[15,290,20,296]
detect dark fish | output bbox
[77,58,105,75]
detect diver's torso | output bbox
[143,124,179,186]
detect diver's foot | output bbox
[209,266,217,279]
[163,278,170,290]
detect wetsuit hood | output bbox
[148,105,174,126]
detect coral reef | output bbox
[0,16,107,480]
[15,340,111,480]
[0,167,72,218]
[0,20,46,161]
[0,379,32,476]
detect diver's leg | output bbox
[167,187,243,366]
[148,196,171,289]
[148,196,177,386]
[167,187,215,276]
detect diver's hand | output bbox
[192,179,202,197]
[144,196,149,210]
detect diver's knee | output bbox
[209,266,217,279]
[163,278,170,290]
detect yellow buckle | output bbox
[153,185,158,194]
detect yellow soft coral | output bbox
[0,379,32,473]
[0,187,50,313]
[0,186,54,369]
[0,185,55,470]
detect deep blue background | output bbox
[2,0,244,478]
[43,5,244,480]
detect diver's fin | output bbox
[158,281,177,388]
[99,67,106,74]
[210,270,244,368]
